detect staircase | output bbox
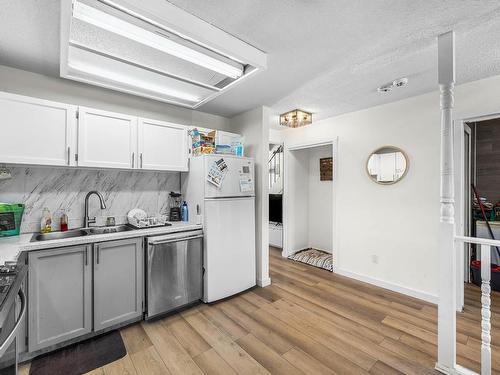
[269,145,283,193]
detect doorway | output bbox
[268,143,284,250]
[283,140,337,272]
[457,116,500,309]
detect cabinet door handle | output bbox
[67,147,71,165]
[132,152,135,168]
[140,153,143,168]
[84,248,88,266]
[95,245,100,265]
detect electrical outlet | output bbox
[371,254,379,264]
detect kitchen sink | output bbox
[32,229,90,242]
[30,225,136,242]
[87,225,134,234]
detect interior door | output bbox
[464,123,472,282]
[0,92,77,166]
[77,106,137,169]
[138,118,188,171]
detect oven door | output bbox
[0,290,26,375]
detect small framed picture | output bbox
[320,157,333,181]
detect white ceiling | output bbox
[2,1,500,126]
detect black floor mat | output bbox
[29,330,126,375]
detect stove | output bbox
[0,263,18,306]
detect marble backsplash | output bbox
[0,166,180,233]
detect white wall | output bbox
[230,107,270,287]
[286,148,310,253]
[308,145,333,253]
[280,74,500,303]
[0,65,231,131]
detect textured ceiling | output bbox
[1,1,500,125]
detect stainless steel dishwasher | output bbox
[145,230,203,319]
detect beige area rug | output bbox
[287,248,333,272]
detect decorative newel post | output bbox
[436,31,457,374]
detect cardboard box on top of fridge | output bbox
[190,128,243,156]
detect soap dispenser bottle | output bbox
[40,207,52,233]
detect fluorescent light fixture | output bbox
[67,46,209,104]
[72,1,244,79]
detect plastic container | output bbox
[181,201,189,222]
[471,260,500,292]
[60,209,68,232]
[0,203,24,237]
[40,207,52,234]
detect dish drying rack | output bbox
[127,215,168,229]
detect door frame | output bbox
[283,137,339,271]
[454,112,500,311]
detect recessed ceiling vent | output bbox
[377,77,408,93]
[60,0,267,108]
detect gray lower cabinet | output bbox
[93,238,143,331]
[28,245,92,352]
[28,237,144,352]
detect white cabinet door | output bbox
[78,106,138,169]
[0,92,77,166]
[138,118,188,171]
[93,238,143,331]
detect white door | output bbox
[138,118,188,171]
[204,155,255,198]
[0,92,77,166]
[204,197,256,302]
[77,106,137,169]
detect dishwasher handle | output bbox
[148,234,203,246]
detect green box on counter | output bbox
[0,203,25,237]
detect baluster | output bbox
[480,244,492,375]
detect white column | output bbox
[480,244,491,375]
[436,31,457,374]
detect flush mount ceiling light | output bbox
[279,109,313,128]
[60,0,267,108]
[377,77,408,93]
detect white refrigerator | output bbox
[181,154,256,302]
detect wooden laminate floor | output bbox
[20,247,499,375]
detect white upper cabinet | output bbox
[77,106,138,169]
[0,92,77,166]
[138,118,188,171]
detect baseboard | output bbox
[257,277,272,287]
[336,267,438,304]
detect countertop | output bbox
[0,222,202,265]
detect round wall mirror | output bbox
[366,146,409,184]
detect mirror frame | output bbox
[366,145,409,185]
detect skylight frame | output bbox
[60,0,267,109]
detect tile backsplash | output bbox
[0,166,180,233]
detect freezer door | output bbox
[204,197,256,302]
[204,155,254,198]
[146,236,203,319]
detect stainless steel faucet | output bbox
[84,191,107,228]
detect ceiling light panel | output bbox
[70,19,228,88]
[67,45,216,106]
[73,0,244,79]
[60,0,267,108]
